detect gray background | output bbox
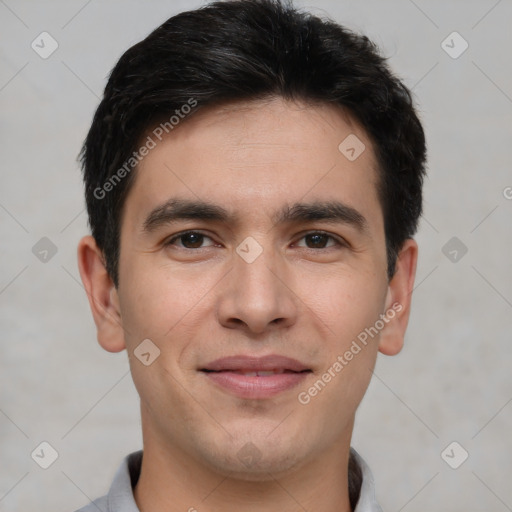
[1,0,511,510]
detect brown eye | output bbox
[166,231,214,249]
[295,232,344,249]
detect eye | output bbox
[294,231,345,250]
[165,231,216,249]
[165,230,346,251]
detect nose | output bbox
[215,242,298,335]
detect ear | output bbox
[378,238,418,356]
[77,235,126,353]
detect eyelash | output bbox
[165,230,347,251]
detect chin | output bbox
[199,437,308,481]
[219,454,303,482]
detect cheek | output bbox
[118,275,168,343]
[302,268,385,394]
[118,260,207,341]
[304,266,387,339]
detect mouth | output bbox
[200,354,311,373]
[199,355,312,399]
[201,369,310,376]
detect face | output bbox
[79,96,416,480]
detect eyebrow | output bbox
[142,198,369,235]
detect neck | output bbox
[134,419,356,512]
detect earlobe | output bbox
[77,235,126,353]
[378,239,418,356]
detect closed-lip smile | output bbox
[200,354,312,399]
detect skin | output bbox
[77,96,417,512]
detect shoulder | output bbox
[351,448,383,512]
[71,450,143,512]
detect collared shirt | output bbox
[74,448,383,512]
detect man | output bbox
[76,0,426,510]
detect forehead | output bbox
[121,97,383,234]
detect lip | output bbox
[200,354,312,399]
[200,354,310,372]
